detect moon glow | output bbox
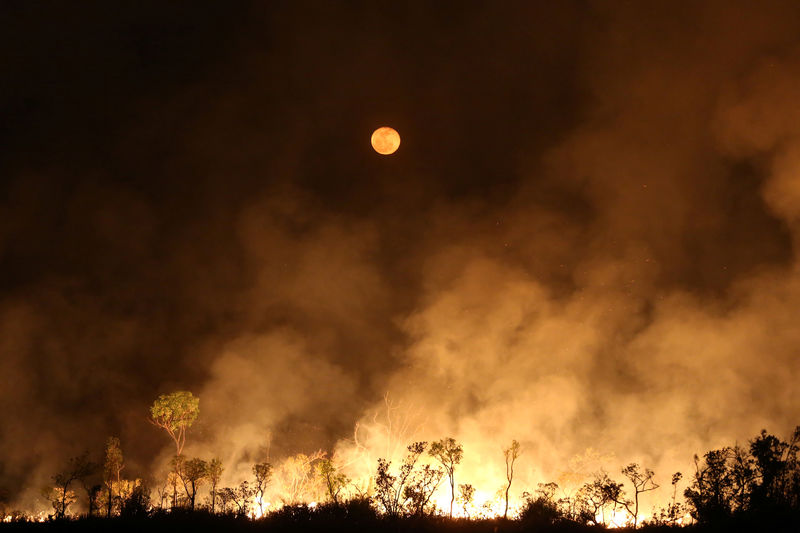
[371,126,401,155]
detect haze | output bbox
[1,1,800,515]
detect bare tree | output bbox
[503,439,521,519]
[621,463,659,528]
[350,393,426,475]
[274,451,326,504]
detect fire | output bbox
[250,498,272,519]
[600,508,632,528]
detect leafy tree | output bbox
[317,458,349,504]
[120,483,151,518]
[520,483,562,527]
[599,473,631,525]
[41,486,76,519]
[103,437,124,518]
[253,461,273,516]
[231,481,254,515]
[207,458,224,513]
[374,441,427,517]
[149,391,199,455]
[749,428,800,510]
[576,472,625,526]
[50,453,97,518]
[403,464,444,516]
[457,483,475,518]
[217,484,253,516]
[684,447,738,522]
[429,437,463,518]
[683,428,800,522]
[174,456,207,510]
[218,486,236,514]
[166,470,182,509]
[82,483,102,518]
[502,439,521,519]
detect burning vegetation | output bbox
[2,390,799,532]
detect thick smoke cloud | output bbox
[2,0,800,515]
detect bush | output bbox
[119,484,151,518]
[519,496,563,527]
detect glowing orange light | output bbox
[371,126,401,155]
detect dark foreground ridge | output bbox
[1,502,800,533]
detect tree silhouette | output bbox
[520,483,561,527]
[620,463,659,528]
[232,481,254,515]
[458,483,475,518]
[403,464,444,516]
[253,461,273,516]
[429,437,463,518]
[207,458,224,514]
[103,437,124,518]
[575,472,625,526]
[374,441,427,517]
[749,428,800,510]
[685,447,739,522]
[503,439,521,519]
[49,453,97,518]
[657,471,685,525]
[174,456,207,510]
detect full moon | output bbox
[371,126,401,155]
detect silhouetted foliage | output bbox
[458,483,476,518]
[119,483,151,518]
[520,483,563,527]
[19,423,800,533]
[174,456,207,510]
[620,463,659,528]
[44,453,97,519]
[252,461,272,516]
[403,463,444,516]
[503,439,521,520]
[684,427,800,524]
[206,458,223,514]
[429,437,463,518]
[102,437,123,518]
[374,441,427,517]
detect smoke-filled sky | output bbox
[3,0,800,511]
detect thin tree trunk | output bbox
[504,482,511,519]
[450,477,455,518]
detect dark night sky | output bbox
[2,1,800,507]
